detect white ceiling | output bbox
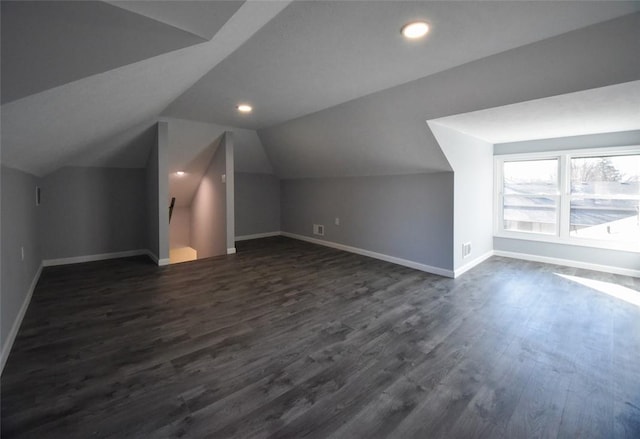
[430,81,640,144]
[1,1,638,181]
[108,1,245,40]
[258,13,640,179]
[0,0,290,176]
[163,0,638,129]
[0,0,207,104]
[166,118,274,206]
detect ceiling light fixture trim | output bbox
[401,21,429,39]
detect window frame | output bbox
[494,145,640,253]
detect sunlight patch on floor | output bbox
[556,273,640,307]
[170,247,197,264]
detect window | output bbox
[570,154,640,244]
[496,147,640,252]
[502,159,559,235]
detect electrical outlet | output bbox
[462,242,472,258]
[313,224,325,236]
[335,217,340,226]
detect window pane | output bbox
[503,194,557,234]
[570,198,640,242]
[504,159,558,195]
[571,154,640,196]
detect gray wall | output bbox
[224,133,235,252]
[157,122,170,262]
[494,129,640,272]
[146,121,170,263]
[169,207,191,249]
[190,138,227,259]
[40,167,146,260]
[1,166,42,357]
[494,129,640,155]
[494,238,640,273]
[280,173,454,271]
[145,133,160,259]
[430,123,494,271]
[235,173,281,237]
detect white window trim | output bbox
[494,145,640,253]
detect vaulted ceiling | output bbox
[1,1,639,179]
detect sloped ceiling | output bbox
[1,0,207,104]
[162,0,638,129]
[0,0,290,176]
[66,120,158,169]
[430,81,640,145]
[166,118,274,207]
[108,1,244,40]
[1,1,639,181]
[258,13,640,179]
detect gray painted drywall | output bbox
[66,119,157,169]
[235,173,281,237]
[493,130,640,271]
[224,133,235,251]
[190,134,228,259]
[430,123,494,270]
[166,118,273,208]
[258,13,640,179]
[145,133,160,260]
[169,207,191,249]
[108,1,245,41]
[494,237,639,273]
[157,122,170,262]
[494,129,640,155]
[165,2,638,130]
[1,166,42,359]
[1,1,290,177]
[40,167,146,260]
[1,0,206,104]
[280,173,454,271]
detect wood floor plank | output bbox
[2,236,639,438]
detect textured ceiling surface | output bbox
[0,0,207,104]
[166,118,274,207]
[163,0,638,129]
[430,81,640,144]
[108,1,245,40]
[1,1,638,180]
[258,13,640,179]
[0,0,290,176]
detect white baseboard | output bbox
[454,250,495,278]
[43,249,149,267]
[235,231,282,241]
[227,247,237,255]
[1,263,43,375]
[494,250,640,278]
[281,232,454,278]
[144,250,170,266]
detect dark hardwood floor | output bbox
[2,236,639,438]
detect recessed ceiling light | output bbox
[176,171,185,176]
[237,104,252,113]
[401,21,429,39]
